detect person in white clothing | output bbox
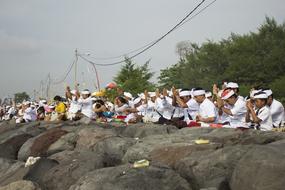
[263,89,284,127]
[66,86,82,120]
[217,89,247,128]
[193,88,217,123]
[246,91,273,131]
[77,89,95,119]
[22,101,37,122]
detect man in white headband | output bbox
[65,86,82,120]
[193,88,217,123]
[226,82,244,100]
[172,87,199,126]
[263,88,284,127]
[246,91,272,131]
[124,97,147,123]
[217,88,247,128]
[78,89,95,119]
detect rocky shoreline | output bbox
[0,120,285,190]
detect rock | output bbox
[92,136,136,167]
[150,143,222,168]
[38,150,105,190]
[175,145,254,190]
[69,165,192,190]
[0,134,33,159]
[120,123,178,138]
[18,128,68,161]
[75,127,116,151]
[47,132,77,155]
[230,144,285,190]
[122,132,207,163]
[0,158,29,187]
[0,180,41,190]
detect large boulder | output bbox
[0,180,41,190]
[230,142,285,190]
[36,150,105,190]
[18,128,68,161]
[0,134,33,160]
[175,145,254,190]
[75,127,116,151]
[69,165,192,190]
[92,136,136,167]
[46,132,77,155]
[0,158,29,187]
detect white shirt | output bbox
[257,106,273,131]
[68,97,82,114]
[155,97,174,120]
[78,97,95,118]
[23,107,37,122]
[227,98,247,128]
[186,98,200,120]
[115,104,129,116]
[269,99,284,127]
[198,98,217,121]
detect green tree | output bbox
[14,92,30,103]
[158,17,285,97]
[114,58,155,95]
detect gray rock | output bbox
[47,132,77,155]
[230,144,285,190]
[39,150,105,190]
[0,134,33,159]
[69,165,192,190]
[18,128,68,161]
[175,145,254,190]
[0,180,41,190]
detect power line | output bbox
[79,0,216,65]
[52,55,77,85]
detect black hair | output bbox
[94,99,105,105]
[53,95,62,101]
[180,88,191,92]
[117,96,128,104]
[194,87,204,91]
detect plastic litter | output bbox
[133,159,150,168]
[25,156,41,167]
[195,139,210,145]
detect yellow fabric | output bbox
[55,102,66,114]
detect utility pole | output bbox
[75,49,79,88]
[46,73,51,100]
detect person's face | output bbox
[150,96,156,102]
[194,95,205,104]
[254,99,266,109]
[82,94,89,99]
[180,96,191,103]
[225,96,236,106]
[267,96,273,106]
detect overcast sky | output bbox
[0,0,285,99]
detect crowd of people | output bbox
[0,82,284,131]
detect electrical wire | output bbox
[79,0,216,65]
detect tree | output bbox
[114,58,155,95]
[158,17,285,97]
[14,92,30,103]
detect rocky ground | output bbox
[0,119,285,190]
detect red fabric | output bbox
[187,121,201,128]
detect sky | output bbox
[0,0,285,99]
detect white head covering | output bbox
[179,90,192,97]
[133,97,142,105]
[149,92,156,98]
[81,89,90,95]
[254,92,268,99]
[205,91,212,98]
[226,82,239,89]
[70,90,77,95]
[250,89,262,98]
[221,89,235,100]
[263,89,273,97]
[193,89,206,96]
[124,92,133,99]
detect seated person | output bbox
[193,88,217,124]
[246,91,273,131]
